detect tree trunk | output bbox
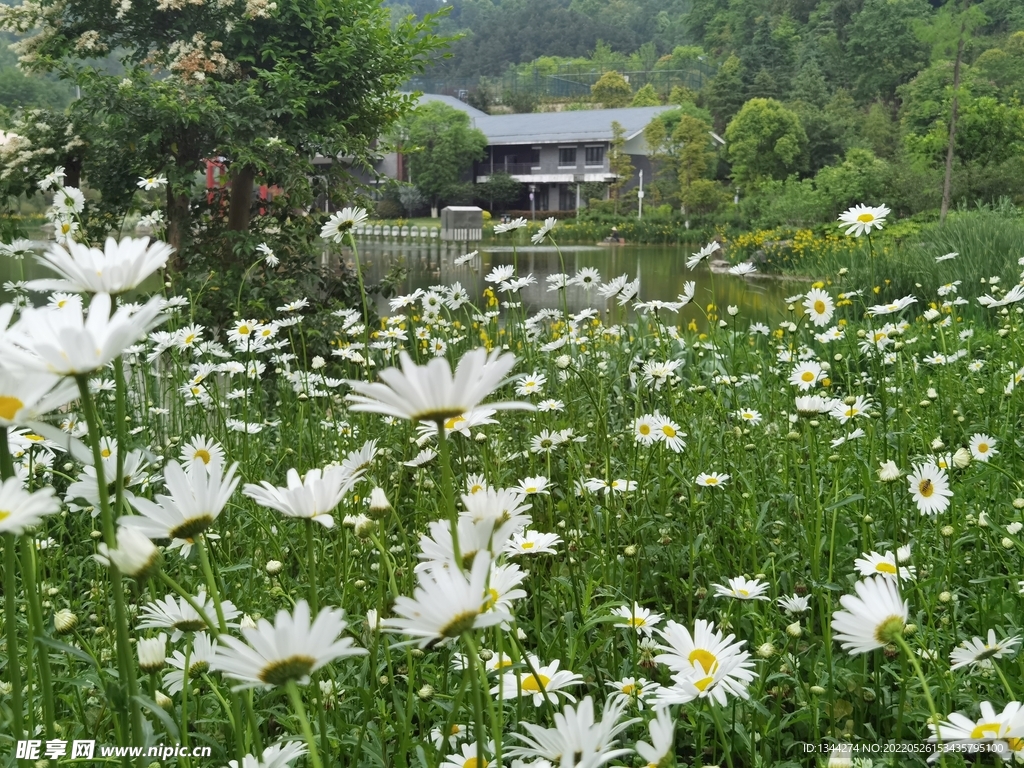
[166,188,191,271]
[227,164,256,232]
[941,2,969,224]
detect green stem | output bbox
[461,633,488,768]
[347,233,372,378]
[196,534,227,632]
[708,701,736,768]
[3,532,23,740]
[75,375,143,748]
[21,536,55,737]
[286,680,324,768]
[993,661,1017,700]
[435,424,462,568]
[305,519,319,613]
[895,636,946,768]
[0,428,23,740]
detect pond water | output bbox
[1,237,806,327]
[355,240,806,326]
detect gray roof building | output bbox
[472,105,673,146]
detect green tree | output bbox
[630,83,661,107]
[814,148,892,215]
[862,101,900,159]
[478,171,523,210]
[680,178,728,216]
[846,0,932,103]
[608,120,634,213]
[591,70,633,108]
[673,114,715,201]
[705,54,745,132]
[0,0,444,250]
[667,84,698,105]
[974,31,1024,100]
[643,116,672,205]
[725,97,808,186]
[404,101,487,214]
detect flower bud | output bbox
[137,633,167,673]
[367,487,393,520]
[265,559,283,575]
[54,608,78,635]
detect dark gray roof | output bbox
[414,93,488,118]
[472,106,674,146]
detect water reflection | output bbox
[1,237,806,328]
[357,240,805,326]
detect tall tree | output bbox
[608,120,634,214]
[591,71,633,107]
[725,97,808,186]
[846,0,932,104]
[705,54,745,132]
[0,0,444,251]
[403,101,487,215]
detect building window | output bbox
[559,184,576,211]
[558,147,577,166]
[585,146,604,165]
[530,147,541,168]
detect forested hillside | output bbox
[386,0,1024,224]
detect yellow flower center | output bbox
[0,510,9,523]
[521,541,535,549]
[525,486,537,493]
[737,589,749,596]
[463,758,487,768]
[184,334,196,345]
[689,649,718,675]
[169,514,214,541]
[813,300,826,314]
[238,325,250,335]
[705,477,718,485]
[978,443,989,453]
[259,654,316,686]
[857,213,875,223]
[440,610,479,638]
[970,723,1002,740]
[801,371,815,382]
[483,588,500,611]
[693,675,715,691]
[0,395,24,421]
[918,479,934,498]
[661,425,676,438]
[875,562,898,575]
[194,449,211,464]
[627,616,647,627]
[521,673,551,692]
[445,415,466,430]
[101,448,112,458]
[638,424,651,435]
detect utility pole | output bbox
[637,169,644,220]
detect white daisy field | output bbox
[2,180,1024,768]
